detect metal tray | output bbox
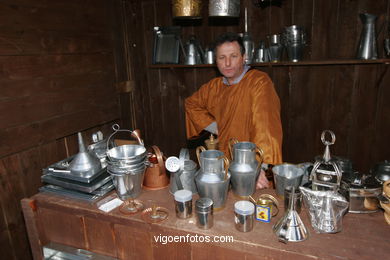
[39,185,106,203]
[152,26,181,64]
[41,170,111,193]
[44,155,106,183]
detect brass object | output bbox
[172,0,202,19]
[141,206,169,223]
[119,199,144,215]
[205,134,219,150]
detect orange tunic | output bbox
[185,69,283,164]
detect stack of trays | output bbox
[40,156,114,202]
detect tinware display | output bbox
[209,0,240,17]
[284,186,303,213]
[234,200,255,232]
[204,48,215,65]
[310,130,342,191]
[68,132,102,178]
[250,194,279,223]
[106,124,147,200]
[371,160,390,184]
[300,186,349,233]
[195,146,230,210]
[143,145,170,190]
[242,7,254,64]
[356,13,378,60]
[174,189,193,219]
[195,198,214,229]
[267,34,283,62]
[340,172,382,213]
[282,25,307,62]
[254,40,269,63]
[168,148,198,194]
[273,187,308,242]
[183,35,204,65]
[172,0,202,19]
[272,163,304,197]
[228,139,263,198]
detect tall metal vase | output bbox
[357,13,378,60]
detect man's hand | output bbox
[256,169,269,189]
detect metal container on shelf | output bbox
[209,0,240,17]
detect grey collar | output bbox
[222,65,250,85]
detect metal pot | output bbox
[340,172,382,213]
[371,160,390,183]
[172,0,202,19]
[209,0,240,17]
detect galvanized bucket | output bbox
[209,0,240,17]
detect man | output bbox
[185,32,283,189]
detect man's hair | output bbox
[214,32,245,55]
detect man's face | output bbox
[215,41,245,84]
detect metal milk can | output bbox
[228,139,264,198]
[194,146,230,210]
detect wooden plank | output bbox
[372,65,390,163]
[38,207,85,248]
[0,154,32,260]
[0,108,119,157]
[114,223,153,260]
[21,198,43,260]
[0,53,114,80]
[311,0,339,59]
[84,217,117,257]
[348,64,379,172]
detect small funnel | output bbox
[68,132,102,176]
[273,187,308,243]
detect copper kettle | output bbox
[143,145,170,190]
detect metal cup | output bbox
[234,200,255,232]
[284,186,303,213]
[272,164,304,197]
[174,190,193,219]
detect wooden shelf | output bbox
[150,59,390,68]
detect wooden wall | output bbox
[0,1,129,259]
[125,0,390,172]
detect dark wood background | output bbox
[0,0,390,259]
[126,0,390,171]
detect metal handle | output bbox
[106,124,144,151]
[258,194,279,217]
[223,157,230,180]
[150,145,166,176]
[196,146,206,166]
[228,138,238,160]
[321,130,336,146]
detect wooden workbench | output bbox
[21,188,389,260]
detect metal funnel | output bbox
[68,132,102,176]
[273,187,308,243]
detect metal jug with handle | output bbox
[195,146,230,210]
[143,145,170,190]
[228,138,264,198]
[183,35,204,65]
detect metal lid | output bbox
[195,198,213,212]
[234,200,255,215]
[174,189,192,202]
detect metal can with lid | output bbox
[195,198,214,229]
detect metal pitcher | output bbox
[228,139,263,198]
[195,146,230,210]
[357,13,378,59]
[183,35,204,65]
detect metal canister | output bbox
[209,0,240,17]
[253,194,279,223]
[195,198,214,229]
